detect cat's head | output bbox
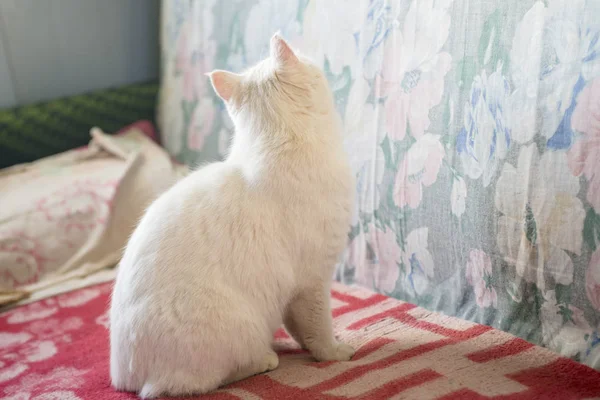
[206,34,333,134]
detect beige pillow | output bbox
[0,126,188,306]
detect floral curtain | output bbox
[159,0,600,368]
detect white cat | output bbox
[109,34,355,398]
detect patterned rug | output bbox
[1,282,599,399]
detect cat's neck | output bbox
[225,121,340,189]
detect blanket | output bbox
[1,282,599,399]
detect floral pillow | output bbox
[0,122,186,306]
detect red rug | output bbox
[1,282,600,399]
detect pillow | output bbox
[0,122,188,306]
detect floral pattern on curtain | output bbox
[159,0,600,368]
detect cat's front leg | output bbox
[284,282,355,362]
[283,310,307,349]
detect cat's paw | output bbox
[313,342,355,362]
[332,342,355,361]
[223,351,280,386]
[261,351,279,372]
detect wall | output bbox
[0,0,159,109]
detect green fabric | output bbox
[0,82,158,169]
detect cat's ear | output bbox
[270,33,298,67]
[206,70,240,101]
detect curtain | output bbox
[159,0,600,368]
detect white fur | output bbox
[109,34,355,398]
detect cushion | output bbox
[0,281,599,399]
[0,82,158,169]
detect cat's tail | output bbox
[110,351,143,394]
[139,382,159,399]
[110,318,144,394]
[139,371,226,398]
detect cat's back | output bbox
[133,161,242,239]
[116,162,250,288]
